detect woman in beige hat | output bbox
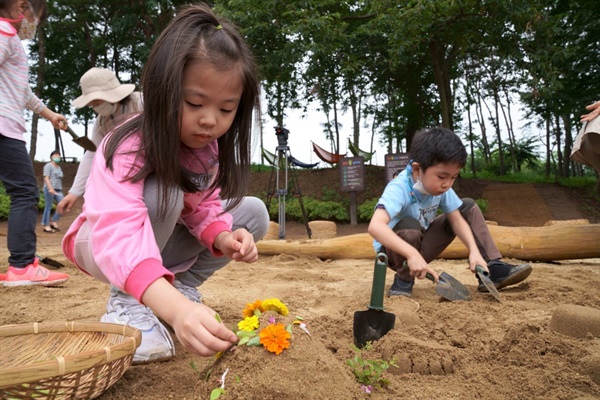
[57,67,143,214]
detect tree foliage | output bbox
[24,0,599,179]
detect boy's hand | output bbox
[214,229,258,263]
[407,256,439,282]
[467,253,488,273]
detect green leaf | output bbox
[246,336,262,346]
[210,388,225,400]
[238,336,250,346]
[236,330,257,338]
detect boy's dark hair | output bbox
[49,149,60,158]
[410,127,467,171]
[104,3,260,217]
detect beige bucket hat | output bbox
[72,67,135,108]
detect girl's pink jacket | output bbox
[62,132,233,302]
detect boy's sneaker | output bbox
[173,279,202,303]
[388,275,414,297]
[2,258,69,287]
[101,287,175,364]
[477,260,532,292]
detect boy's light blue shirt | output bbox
[372,167,462,252]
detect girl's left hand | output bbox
[215,229,258,263]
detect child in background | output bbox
[0,0,69,286]
[62,4,269,363]
[41,149,64,233]
[368,127,532,297]
[57,67,143,214]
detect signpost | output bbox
[385,152,410,182]
[339,156,365,225]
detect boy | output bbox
[368,127,532,297]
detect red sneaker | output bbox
[3,258,69,287]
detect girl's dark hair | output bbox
[50,149,60,158]
[410,127,467,171]
[104,3,260,218]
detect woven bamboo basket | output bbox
[0,321,141,400]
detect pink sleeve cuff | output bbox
[124,259,174,303]
[200,221,231,257]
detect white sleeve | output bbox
[68,118,103,197]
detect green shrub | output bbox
[0,183,46,220]
[358,198,378,222]
[475,198,488,213]
[267,196,349,223]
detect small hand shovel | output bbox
[65,126,97,152]
[475,265,501,302]
[425,272,472,301]
[353,253,396,348]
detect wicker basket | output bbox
[0,321,141,400]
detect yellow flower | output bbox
[259,323,291,355]
[237,315,259,331]
[242,300,264,317]
[261,298,289,316]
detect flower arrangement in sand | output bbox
[235,298,309,355]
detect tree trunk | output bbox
[500,87,517,172]
[429,40,454,129]
[562,114,572,177]
[554,114,563,178]
[257,223,600,262]
[476,91,490,164]
[545,117,551,178]
[492,90,505,175]
[30,25,47,161]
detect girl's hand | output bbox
[57,193,79,214]
[214,229,258,263]
[170,301,237,357]
[142,279,236,357]
[49,113,68,130]
[40,107,68,130]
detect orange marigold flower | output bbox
[242,300,264,317]
[259,323,291,355]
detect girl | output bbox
[57,67,144,214]
[62,4,269,363]
[0,0,69,287]
[41,149,64,233]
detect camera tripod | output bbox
[265,143,312,239]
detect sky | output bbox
[26,104,393,167]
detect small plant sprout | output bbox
[209,368,229,400]
[346,344,397,391]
